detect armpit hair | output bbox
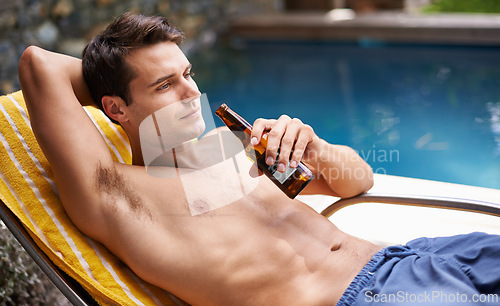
[95,163,153,221]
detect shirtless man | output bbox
[18,12,500,306]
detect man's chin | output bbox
[179,121,206,141]
[191,119,206,137]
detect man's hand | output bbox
[250,115,373,198]
[251,115,322,173]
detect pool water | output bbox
[191,41,500,189]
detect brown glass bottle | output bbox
[215,103,315,199]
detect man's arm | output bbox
[19,46,113,240]
[251,115,373,198]
[299,139,374,197]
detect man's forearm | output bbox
[307,139,373,198]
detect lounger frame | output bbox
[0,199,97,306]
[321,193,500,218]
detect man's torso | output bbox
[96,153,381,305]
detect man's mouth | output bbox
[179,107,201,120]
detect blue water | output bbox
[191,41,500,189]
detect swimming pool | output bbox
[191,41,500,189]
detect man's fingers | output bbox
[276,118,304,171]
[265,115,291,166]
[251,118,275,145]
[252,116,317,173]
[290,124,314,168]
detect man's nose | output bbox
[179,77,201,102]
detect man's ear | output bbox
[102,95,128,123]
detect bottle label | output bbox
[268,151,297,184]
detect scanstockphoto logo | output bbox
[139,94,259,216]
[364,290,499,304]
[355,145,400,175]
[303,144,400,183]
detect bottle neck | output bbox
[216,104,253,132]
[216,104,253,146]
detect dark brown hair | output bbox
[82,12,183,123]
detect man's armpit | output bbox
[94,163,153,221]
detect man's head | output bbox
[82,12,204,158]
[82,12,186,124]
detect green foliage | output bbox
[0,222,68,305]
[423,0,500,14]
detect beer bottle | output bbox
[215,103,315,199]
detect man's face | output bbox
[125,41,204,147]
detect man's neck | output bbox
[131,146,145,166]
[130,138,199,167]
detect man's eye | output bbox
[158,82,170,90]
[185,71,195,79]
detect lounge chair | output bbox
[315,174,500,246]
[1,90,499,304]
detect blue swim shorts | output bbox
[338,232,500,305]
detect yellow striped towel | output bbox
[0,91,187,305]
